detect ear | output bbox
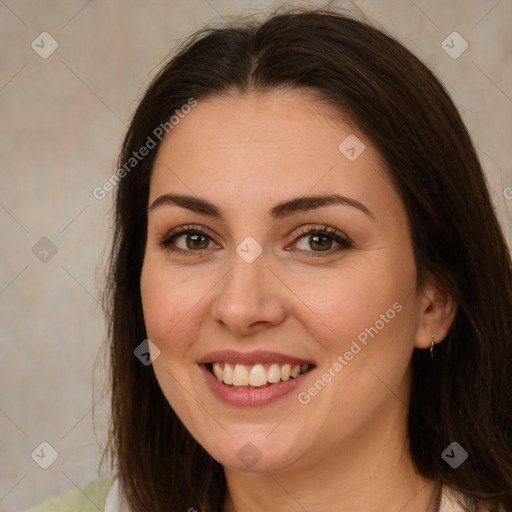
[414,278,458,349]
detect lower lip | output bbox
[199,364,312,406]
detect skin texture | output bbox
[140,89,457,512]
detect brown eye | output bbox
[159,227,220,255]
[179,233,210,250]
[308,234,333,251]
[292,226,352,255]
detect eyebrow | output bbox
[148,193,374,220]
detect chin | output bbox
[204,434,305,473]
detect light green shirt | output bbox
[26,475,115,512]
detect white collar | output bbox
[104,476,131,512]
[439,485,470,512]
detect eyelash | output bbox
[158,224,353,258]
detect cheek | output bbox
[304,255,415,343]
[139,257,208,420]
[292,249,419,401]
[140,256,205,359]
[288,260,418,434]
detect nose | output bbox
[211,251,287,336]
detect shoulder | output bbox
[26,475,116,512]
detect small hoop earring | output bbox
[430,333,436,358]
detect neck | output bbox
[222,393,436,511]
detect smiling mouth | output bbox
[206,362,314,388]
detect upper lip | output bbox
[198,350,316,367]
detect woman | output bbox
[29,6,512,512]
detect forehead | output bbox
[149,89,396,218]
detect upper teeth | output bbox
[212,362,310,387]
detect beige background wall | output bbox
[1,1,511,510]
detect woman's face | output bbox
[140,89,428,472]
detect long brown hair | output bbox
[99,5,512,511]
